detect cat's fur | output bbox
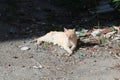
[33,28,77,56]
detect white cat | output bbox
[33,28,77,56]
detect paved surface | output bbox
[0,1,120,80]
[0,23,120,80]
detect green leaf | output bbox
[78,53,84,58]
[76,31,85,36]
[112,0,120,2]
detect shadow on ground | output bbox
[0,0,120,42]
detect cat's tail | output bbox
[31,38,43,45]
[30,38,38,43]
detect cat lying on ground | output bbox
[33,28,77,56]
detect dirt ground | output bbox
[0,23,120,80]
[0,1,120,80]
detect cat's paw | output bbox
[66,51,72,56]
[67,53,72,56]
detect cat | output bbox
[33,28,77,56]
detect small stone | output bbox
[33,65,43,69]
[8,64,11,67]
[21,47,30,51]
[109,51,112,54]
[70,72,73,74]
[93,45,99,48]
[94,60,97,62]
[29,55,34,58]
[22,65,25,68]
[13,56,18,59]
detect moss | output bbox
[109,0,120,11]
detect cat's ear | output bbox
[64,28,67,32]
[73,28,75,31]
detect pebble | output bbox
[13,56,18,59]
[33,65,43,69]
[93,45,99,48]
[20,47,30,51]
[113,35,120,40]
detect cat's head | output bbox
[64,28,76,39]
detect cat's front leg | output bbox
[62,46,72,56]
[70,41,77,51]
[70,44,76,51]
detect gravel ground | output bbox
[0,23,120,80]
[0,1,120,80]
